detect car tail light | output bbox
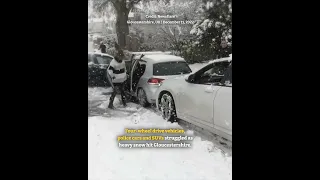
[148,78,164,85]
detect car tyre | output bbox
[159,93,177,123]
[137,88,150,107]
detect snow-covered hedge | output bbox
[187,0,232,62]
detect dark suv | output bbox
[88,52,114,87]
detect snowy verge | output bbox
[88,87,113,101]
[89,111,232,180]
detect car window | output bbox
[212,62,229,76]
[133,61,140,71]
[139,61,147,74]
[221,63,232,86]
[195,61,230,85]
[139,60,147,65]
[95,55,113,64]
[133,60,146,75]
[125,60,131,73]
[133,60,146,69]
[153,61,192,76]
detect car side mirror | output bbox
[185,74,195,83]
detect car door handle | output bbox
[204,86,214,93]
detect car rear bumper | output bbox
[144,84,160,104]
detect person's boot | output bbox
[108,97,115,109]
[121,95,127,107]
[108,104,115,109]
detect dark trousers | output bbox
[109,82,126,107]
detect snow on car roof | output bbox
[123,51,172,59]
[209,55,232,64]
[142,54,186,63]
[88,52,114,58]
[128,51,172,55]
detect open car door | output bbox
[130,54,145,93]
[123,54,135,92]
[123,53,145,98]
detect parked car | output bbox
[88,52,114,87]
[155,56,232,141]
[124,51,192,107]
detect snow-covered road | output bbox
[88,87,232,180]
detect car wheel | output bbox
[137,88,149,107]
[159,93,177,122]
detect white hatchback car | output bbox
[155,56,232,141]
[125,52,192,107]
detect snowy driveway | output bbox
[88,87,232,180]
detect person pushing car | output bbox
[107,49,127,109]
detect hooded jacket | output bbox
[107,58,127,83]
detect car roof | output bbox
[123,50,172,60]
[128,51,172,55]
[209,55,232,64]
[88,52,114,58]
[141,54,186,64]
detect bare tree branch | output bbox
[176,25,181,42]
[172,26,176,42]
[160,27,175,47]
[168,26,180,47]
[127,0,142,11]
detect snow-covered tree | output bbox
[190,0,232,59]
[131,0,203,52]
[91,0,149,49]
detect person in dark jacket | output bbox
[107,50,127,109]
[99,42,107,53]
[217,40,232,59]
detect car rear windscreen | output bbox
[153,61,192,76]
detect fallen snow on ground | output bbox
[88,87,113,101]
[88,87,232,180]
